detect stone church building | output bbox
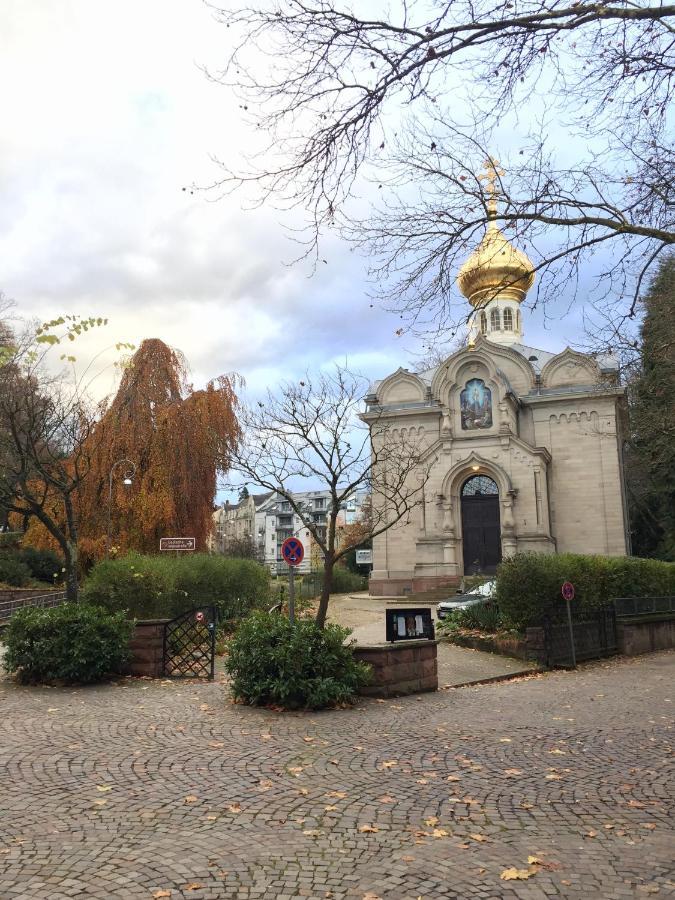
[364,209,630,596]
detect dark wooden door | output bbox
[461,494,501,574]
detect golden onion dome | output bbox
[457,219,535,308]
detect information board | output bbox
[385,607,435,643]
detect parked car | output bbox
[436,579,496,619]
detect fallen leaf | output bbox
[184,796,198,804]
[93,799,107,807]
[358,824,379,833]
[184,885,204,893]
[469,833,487,842]
[504,768,523,777]
[549,748,566,755]
[500,867,537,881]
[446,775,461,782]
[432,828,450,838]
[527,855,542,865]
[227,804,242,814]
[545,774,562,781]
[520,801,534,809]
[298,788,309,796]
[208,742,225,749]
[362,893,383,900]
[378,795,395,803]
[327,791,346,799]
[153,892,172,899]
[416,778,428,785]
[325,805,338,812]
[303,736,314,743]
[499,738,512,743]
[96,785,112,793]
[424,816,439,826]
[380,760,397,769]
[641,823,657,830]
[585,830,597,839]
[258,780,273,791]
[288,766,304,775]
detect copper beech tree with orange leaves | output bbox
[75,339,241,563]
[23,339,241,567]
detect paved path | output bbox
[329,592,534,686]
[0,651,673,899]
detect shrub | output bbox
[454,602,504,632]
[0,553,31,587]
[225,611,371,709]
[81,557,170,618]
[82,552,270,621]
[330,566,368,593]
[3,603,133,684]
[20,547,63,583]
[495,552,675,630]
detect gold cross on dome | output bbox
[478,156,504,218]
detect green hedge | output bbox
[0,553,32,587]
[225,610,371,709]
[495,553,675,630]
[19,547,64,583]
[81,552,270,621]
[3,604,133,684]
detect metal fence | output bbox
[0,590,68,622]
[541,604,618,668]
[613,596,675,618]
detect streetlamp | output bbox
[105,458,136,559]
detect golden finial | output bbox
[478,157,504,222]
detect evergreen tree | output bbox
[626,257,675,560]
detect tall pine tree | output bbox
[626,257,675,559]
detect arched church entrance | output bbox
[461,475,501,574]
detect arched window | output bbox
[462,474,499,496]
[503,308,513,331]
[479,312,487,334]
[490,308,500,330]
[516,309,521,332]
[460,378,493,430]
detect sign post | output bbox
[281,537,304,624]
[561,581,576,668]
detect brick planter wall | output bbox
[353,640,437,698]
[617,618,675,656]
[127,620,168,677]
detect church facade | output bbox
[364,204,630,596]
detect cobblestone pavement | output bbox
[0,652,672,900]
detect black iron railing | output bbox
[0,590,67,622]
[613,596,675,618]
[162,606,217,679]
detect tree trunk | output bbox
[64,540,79,602]
[315,556,334,630]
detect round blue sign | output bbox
[281,537,305,567]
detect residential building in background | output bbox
[210,489,371,574]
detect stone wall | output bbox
[353,640,437,698]
[617,618,675,656]
[127,620,168,677]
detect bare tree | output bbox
[229,366,428,627]
[209,1,674,341]
[0,318,105,600]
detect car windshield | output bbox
[467,580,495,598]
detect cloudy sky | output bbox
[1,0,594,412]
